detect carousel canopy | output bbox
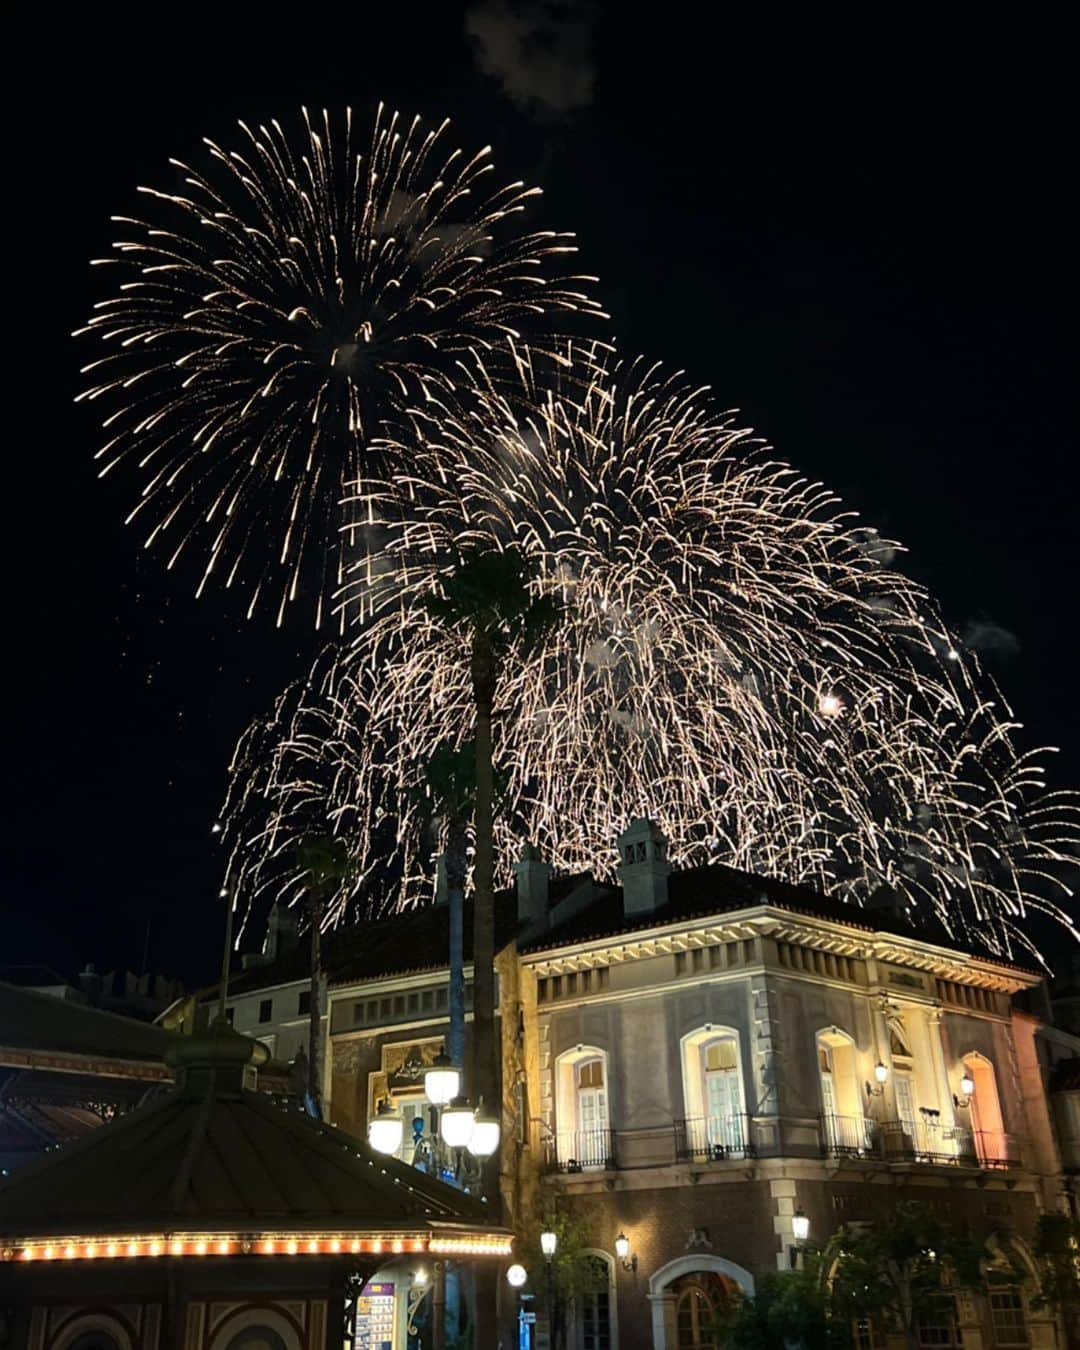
[0,1023,508,1263]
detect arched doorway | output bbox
[672,1272,738,1350]
[648,1254,754,1350]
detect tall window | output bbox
[988,1289,1028,1347]
[575,1254,614,1350]
[577,1058,609,1139]
[817,1028,870,1153]
[680,1028,746,1158]
[554,1047,612,1170]
[962,1053,1007,1164]
[258,998,272,1024]
[917,1295,960,1348]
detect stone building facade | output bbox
[215,821,1080,1349]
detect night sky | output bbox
[7,11,1077,987]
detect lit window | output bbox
[553,1048,611,1170]
[988,1289,1028,1347]
[678,1028,746,1159]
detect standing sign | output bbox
[356,1282,396,1350]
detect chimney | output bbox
[514,841,552,927]
[262,901,299,962]
[617,818,670,916]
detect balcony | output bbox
[875,1118,1023,1170]
[820,1113,877,1157]
[675,1113,753,1161]
[542,1127,617,1173]
[539,1116,1025,1178]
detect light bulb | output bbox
[792,1208,810,1242]
[467,1103,500,1159]
[506,1263,528,1288]
[368,1101,403,1156]
[440,1097,476,1150]
[540,1230,557,1259]
[424,1047,461,1107]
[614,1232,630,1262]
[874,1061,888,1085]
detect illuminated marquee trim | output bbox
[2,1230,512,1264]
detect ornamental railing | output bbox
[542,1126,617,1173]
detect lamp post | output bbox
[790,1206,810,1268]
[540,1229,557,1349]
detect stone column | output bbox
[927,1007,958,1143]
[648,1291,676,1350]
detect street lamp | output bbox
[367,1099,403,1156]
[614,1232,637,1273]
[790,1206,810,1268]
[540,1229,557,1345]
[440,1096,476,1150]
[424,1047,461,1107]
[954,1070,976,1110]
[467,1100,501,1159]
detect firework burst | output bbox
[223,347,1078,962]
[76,106,604,626]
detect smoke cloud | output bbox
[464,1,598,116]
[962,618,1021,659]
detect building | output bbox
[210,821,1080,1349]
[0,1021,511,1350]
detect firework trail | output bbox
[76,106,604,626]
[223,347,1078,961]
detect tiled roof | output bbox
[217,861,1040,1000]
[521,862,1036,969]
[0,1028,493,1239]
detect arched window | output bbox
[66,1333,125,1350]
[680,1027,746,1158]
[54,1316,133,1350]
[817,1028,870,1154]
[572,1252,616,1350]
[961,1052,1007,1164]
[224,1331,288,1350]
[554,1046,612,1170]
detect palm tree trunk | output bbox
[447,817,466,1070]
[471,636,496,1112]
[471,635,498,1350]
[308,890,323,1118]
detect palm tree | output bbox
[414,742,513,1073]
[423,548,561,1117]
[294,833,353,1118]
[413,742,476,1069]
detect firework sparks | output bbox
[223,348,1078,962]
[76,106,604,627]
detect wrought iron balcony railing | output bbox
[674,1113,753,1161]
[542,1126,617,1173]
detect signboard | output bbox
[356,1282,395,1350]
